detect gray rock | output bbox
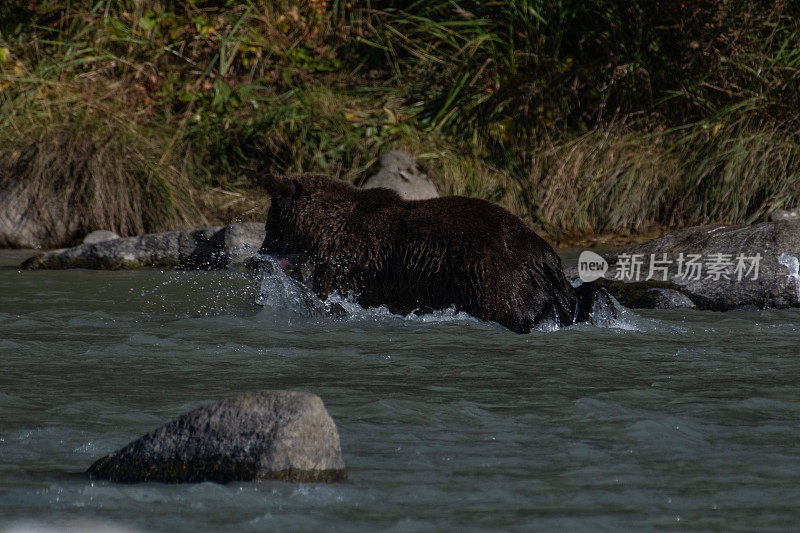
[0,181,54,249]
[590,280,697,310]
[642,288,697,309]
[0,182,122,249]
[4,520,143,533]
[82,230,120,245]
[20,223,264,270]
[362,151,438,200]
[181,222,265,270]
[86,391,346,483]
[767,207,800,222]
[603,222,800,310]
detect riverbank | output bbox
[2,1,799,248]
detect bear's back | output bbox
[395,195,550,258]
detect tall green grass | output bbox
[357,0,800,140]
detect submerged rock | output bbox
[82,230,121,245]
[362,151,438,200]
[601,221,800,310]
[86,391,346,483]
[20,223,264,270]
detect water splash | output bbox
[778,253,800,303]
[569,279,635,330]
[247,246,332,319]
[249,245,635,333]
[135,270,259,318]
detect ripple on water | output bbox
[3,259,800,531]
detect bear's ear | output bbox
[263,174,298,200]
[263,174,281,197]
[287,176,301,198]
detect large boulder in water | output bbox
[19,223,264,270]
[86,391,346,483]
[362,150,438,200]
[597,221,800,310]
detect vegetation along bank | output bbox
[1,0,799,248]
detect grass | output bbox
[0,86,196,247]
[528,118,800,241]
[358,0,800,137]
[1,1,799,247]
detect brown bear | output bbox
[259,173,605,333]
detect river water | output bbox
[1,250,799,531]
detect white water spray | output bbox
[245,244,329,317]
[778,253,800,303]
[245,245,636,332]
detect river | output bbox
[1,250,799,531]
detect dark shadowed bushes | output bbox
[354,0,800,140]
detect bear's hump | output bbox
[356,186,404,204]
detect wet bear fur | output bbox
[260,173,594,333]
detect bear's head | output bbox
[259,174,302,259]
[258,173,354,261]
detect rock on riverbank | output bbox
[20,223,264,270]
[86,391,346,483]
[82,230,121,245]
[362,150,438,200]
[586,221,800,310]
